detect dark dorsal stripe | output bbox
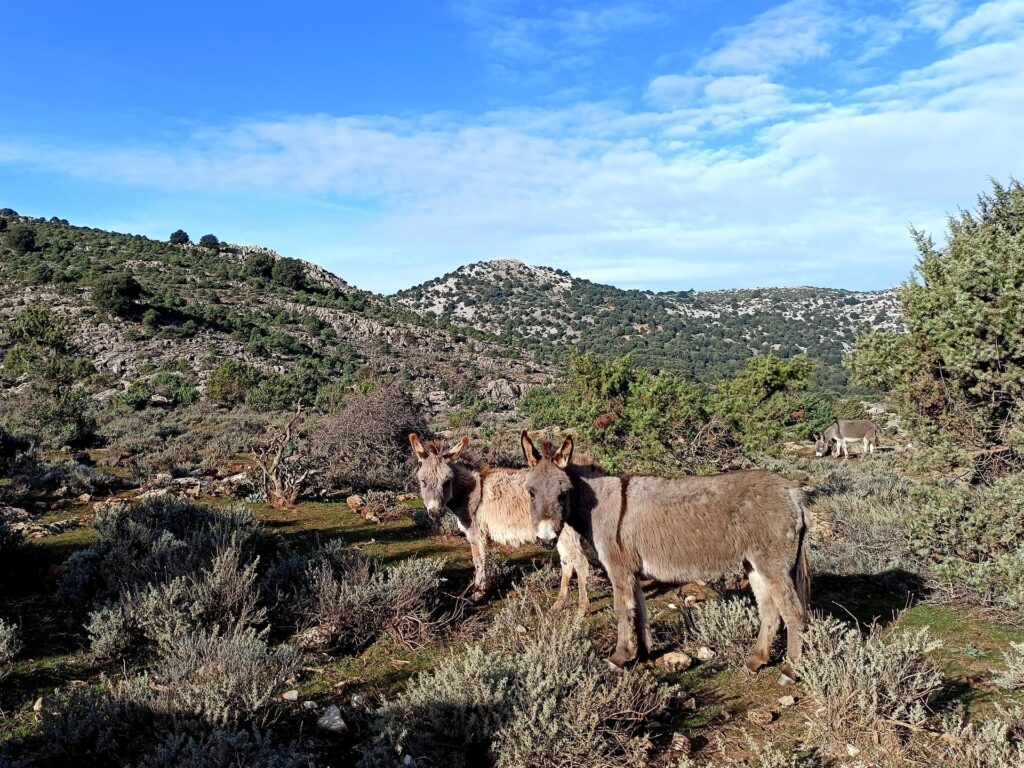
[615,476,631,548]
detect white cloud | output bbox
[941,0,1024,45]
[697,0,835,74]
[452,0,664,75]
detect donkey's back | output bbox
[829,419,877,440]
[604,469,805,584]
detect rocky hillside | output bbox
[0,213,551,421]
[396,259,902,387]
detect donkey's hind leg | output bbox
[744,568,781,677]
[760,570,806,682]
[633,581,655,658]
[608,573,639,668]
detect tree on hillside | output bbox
[199,234,220,249]
[91,273,144,317]
[245,251,275,279]
[169,229,190,245]
[271,257,306,290]
[850,178,1024,462]
[5,224,36,255]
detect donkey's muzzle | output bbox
[536,536,557,550]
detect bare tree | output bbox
[250,403,316,508]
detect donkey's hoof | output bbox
[742,660,761,678]
[608,651,634,669]
[777,669,798,687]
[606,658,625,671]
[549,599,566,613]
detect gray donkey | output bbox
[409,434,589,611]
[814,419,878,458]
[520,431,811,680]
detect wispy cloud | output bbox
[452,0,665,77]
[941,0,1024,45]
[697,0,836,74]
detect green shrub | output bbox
[91,272,144,317]
[270,257,306,290]
[206,360,261,406]
[850,179,1024,463]
[244,251,275,278]
[996,642,1024,690]
[5,676,308,767]
[168,229,190,245]
[522,352,741,474]
[154,628,300,725]
[266,542,444,653]
[85,603,132,661]
[61,499,262,608]
[362,587,670,768]
[0,617,21,678]
[684,596,760,665]
[5,223,36,254]
[797,616,943,757]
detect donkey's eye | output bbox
[528,488,536,498]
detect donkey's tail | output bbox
[788,487,812,623]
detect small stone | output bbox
[33,697,45,714]
[666,602,678,610]
[696,646,716,662]
[682,696,698,711]
[778,672,798,687]
[778,695,797,707]
[317,705,347,733]
[346,495,365,511]
[683,595,699,607]
[350,694,366,709]
[281,689,299,702]
[746,707,775,726]
[514,624,528,634]
[403,756,419,768]
[656,651,693,671]
[302,700,319,711]
[671,733,692,755]
[846,744,860,758]
[76,493,91,504]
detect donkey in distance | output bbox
[409,434,589,611]
[520,431,811,680]
[814,419,878,458]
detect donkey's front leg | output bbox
[608,573,638,667]
[469,534,489,601]
[550,562,573,613]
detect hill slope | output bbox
[396,259,903,386]
[0,213,551,420]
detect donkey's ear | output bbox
[446,436,469,459]
[553,435,574,469]
[409,433,429,461]
[521,431,542,467]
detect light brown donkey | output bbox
[409,434,589,611]
[520,432,811,680]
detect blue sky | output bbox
[1,0,1022,293]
